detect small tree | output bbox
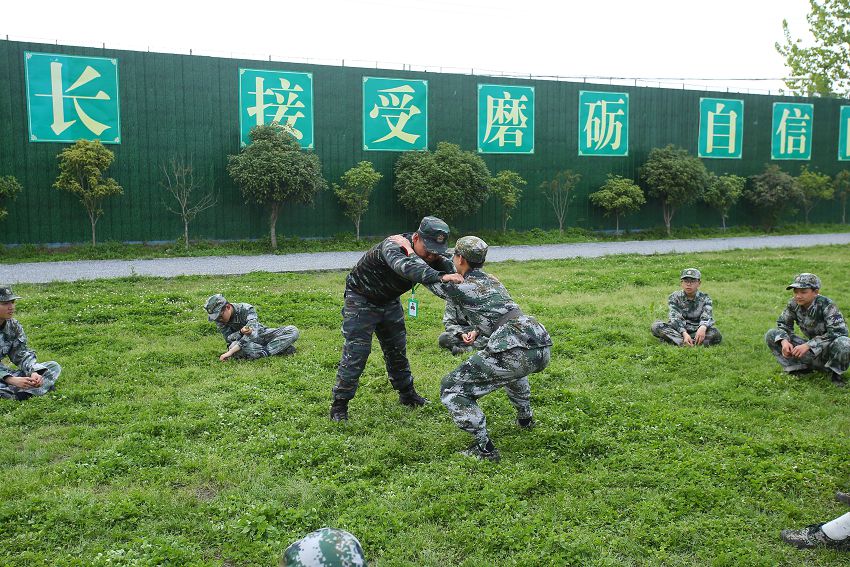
[0,175,22,222]
[540,170,581,234]
[227,123,326,250]
[54,140,123,246]
[796,165,834,223]
[640,145,710,236]
[834,170,850,224]
[161,157,218,250]
[394,141,491,222]
[588,175,645,234]
[490,170,526,232]
[333,161,382,241]
[745,164,803,230]
[702,174,745,230]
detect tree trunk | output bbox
[502,213,508,233]
[804,206,810,224]
[557,213,564,234]
[88,211,98,246]
[721,214,727,230]
[269,203,280,250]
[662,203,674,237]
[184,221,190,250]
[355,215,361,241]
[615,214,620,234]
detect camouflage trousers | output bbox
[438,331,488,354]
[231,326,299,360]
[441,345,551,446]
[765,329,850,375]
[0,361,61,401]
[333,289,413,401]
[651,321,722,346]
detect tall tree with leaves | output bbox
[796,165,834,223]
[834,169,850,223]
[54,140,123,246]
[776,0,850,97]
[394,142,491,222]
[490,170,526,232]
[640,145,710,236]
[227,123,326,250]
[702,174,745,230]
[540,170,581,234]
[588,175,645,234]
[745,164,803,230]
[0,175,22,222]
[333,161,382,241]
[161,157,218,250]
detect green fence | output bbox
[1,39,849,245]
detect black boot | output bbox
[330,398,349,421]
[831,371,846,388]
[398,385,429,407]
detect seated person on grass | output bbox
[205,294,299,361]
[0,285,61,401]
[765,273,849,387]
[651,268,722,347]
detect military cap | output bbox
[680,268,701,280]
[0,285,21,302]
[280,528,365,567]
[416,216,450,254]
[204,294,228,321]
[454,235,488,264]
[786,273,821,290]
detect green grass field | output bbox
[2,246,850,566]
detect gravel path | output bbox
[3,233,849,284]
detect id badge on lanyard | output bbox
[408,285,419,318]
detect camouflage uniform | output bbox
[281,528,365,567]
[205,295,299,359]
[765,274,850,376]
[424,237,552,449]
[0,286,61,401]
[438,300,488,354]
[332,217,454,404]
[651,290,722,346]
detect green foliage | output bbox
[161,157,218,250]
[640,145,710,236]
[333,161,382,241]
[776,0,850,96]
[490,170,526,232]
[834,169,850,223]
[3,247,850,565]
[746,164,804,230]
[394,141,491,222]
[539,170,581,234]
[796,165,834,223]
[588,174,646,233]
[53,139,123,246]
[702,174,745,230]
[0,174,22,222]
[227,123,326,250]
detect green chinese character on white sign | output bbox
[25,52,121,144]
[363,77,428,151]
[239,68,314,148]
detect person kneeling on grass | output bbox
[392,235,552,462]
[204,294,299,361]
[764,273,850,387]
[651,268,722,347]
[781,491,850,551]
[0,285,61,401]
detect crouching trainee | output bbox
[205,294,299,361]
[400,235,552,462]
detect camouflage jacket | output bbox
[215,303,269,348]
[775,294,848,356]
[345,232,454,304]
[424,269,552,352]
[443,300,475,337]
[0,318,46,377]
[667,290,716,332]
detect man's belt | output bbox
[494,309,523,329]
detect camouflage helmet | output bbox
[0,285,22,302]
[416,216,450,254]
[786,273,821,290]
[454,236,488,264]
[680,268,701,280]
[204,294,228,322]
[280,528,365,567]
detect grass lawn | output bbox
[2,245,850,566]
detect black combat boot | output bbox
[330,398,349,421]
[461,439,501,462]
[831,371,846,388]
[398,385,429,407]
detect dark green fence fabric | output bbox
[1,39,848,245]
